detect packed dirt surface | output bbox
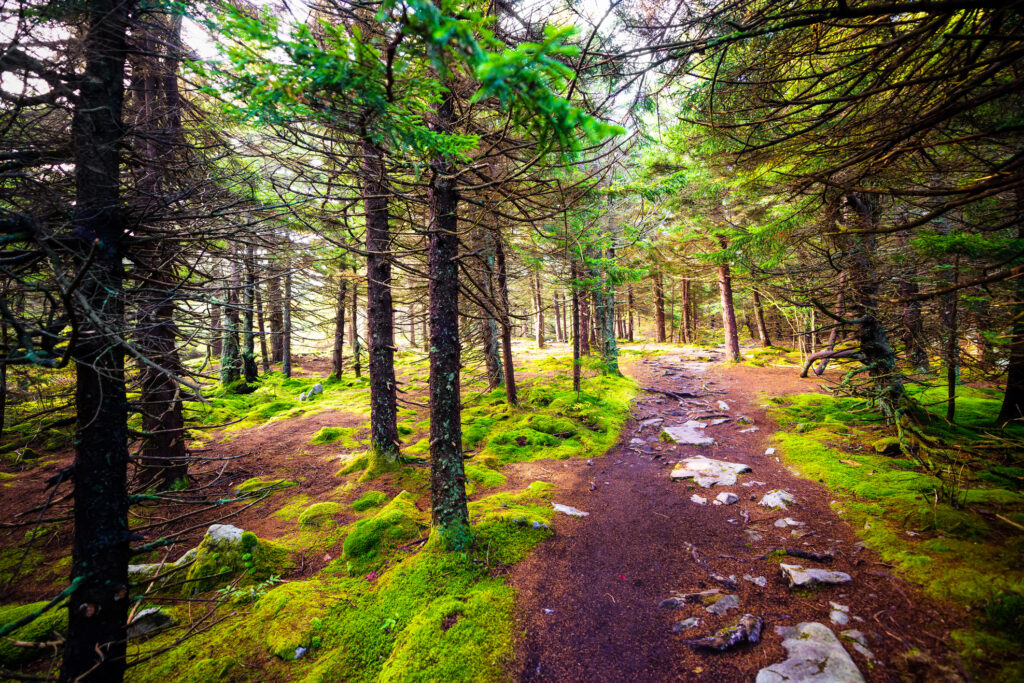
[510,352,965,682]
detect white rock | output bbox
[630,438,645,445]
[661,425,716,446]
[309,382,323,395]
[715,492,740,505]
[552,503,589,517]
[764,448,776,455]
[840,630,875,660]
[690,494,708,505]
[742,480,767,487]
[207,524,244,543]
[707,418,730,426]
[671,455,751,487]
[705,593,740,615]
[779,563,852,588]
[717,400,731,411]
[743,574,767,587]
[830,602,850,626]
[756,622,865,683]
[739,427,759,433]
[641,417,663,427]
[774,517,805,528]
[759,490,797,509]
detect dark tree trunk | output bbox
[553,291,564,343]
[752,289,771,347]
[493,230,518,405]
[716,238,740,362]
[255,279,270,374]
[221,261,241,385]
[813,272,846,376]
[331,273,347,379]
[627,285,634,342]
[601,248,619,374]
[350,274,362,377]
[654,271,666,342]
[62,1,132,679]
[428,85,470,546]
[362,139,400,464]
[533,271,545,349]
[999,210,1024,424]
[282,268,292,378]
[241,245,258,383]
[896,234,928,370]
[209,300,222,358]
[943,259,959,422]
[268,269,284,363]
[680,280,691,343]
[571,259,582,393]
[579,294,592,355]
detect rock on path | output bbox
[756,622,865,683]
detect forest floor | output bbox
[509,350,968,682]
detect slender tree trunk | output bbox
[221,261,241,385]
[242,245,258,384]
[752,289,771,347]
[350,274,362,377]
[553,291,563,343]
[680,280,690,343]
[428,83,470,545]
[268,268,284,363]
[716,238,741,362]
[571,259,582,393]
[944,258,960,422]
[62,1,132,678]
[331,273,347,379]
[579,294,592,355]
[533,271,545,349]
[627,285,634,342]
[282,268,292,378]
[209,299,222,358]
[654,271,666,342]
[494,230,517,405]
[255,279,270,373]
[601,248,620,374]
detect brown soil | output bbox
[509,354,966,682]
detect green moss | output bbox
[871,436,901,454]
[235,477,297,495]
[253,580,332,660]
[352,490,388,512]
[464,464,506,490]
[183,529,293,595]
[343,491,424,575]
[311,426,361,448]
[0,601,67,666]
[298,502,342,528]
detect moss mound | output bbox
[183,528,293,595]
[0,602,67,667]
[298,502,341,528]
[342,492,424,575]
[235,477,297,495]
[254,580,332,660]
[352,490,388,512]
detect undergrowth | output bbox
[769,390,1024,681]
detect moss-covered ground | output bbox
[0,346,637,681]
[768,386,1024,681]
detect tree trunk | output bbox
[716,238,740,362]
[428,84,470,546]
[350,274,362,377]
[752,289,771,347]
[268,269,284,363]
[362,138,400,464]
[601,248,620,374]
[579,293,592,355]
[62,1,132,679]
[282,268,292,378]
[209,299,222,358]
[654,271,666,342]
[680,280,690,343]
[242,245,258,384]
[221,261,241,385]
[553,291,563,343]
[494,230,518,405]
[943,258,960,422]
[627,285,634,342]
[331,273,347,379]
[571,259,582,393]
[533,271,545,349]
[255,279,270,373]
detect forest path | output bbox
[507,350,956,682]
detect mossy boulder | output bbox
[343,491,423,575]
[253,580,330,660]
[0,602,67,666]
[183,525,292,595]
[871,436,902,456]
[298,502,341,528]
[352,490,388,512]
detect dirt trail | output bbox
[509,352,960,682]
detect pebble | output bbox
[672,617,701,632]
[671,455,751,487]
[714,492,740,505]
[829,602,850,626]
[774,517,805,528]
[756,622,865,682]
[759,489,797,509]
[706,593,741,615]
[690,494,708,505]
[779,563,852,588]
[743,574,767,587]
[552,503,588,517]
[764,447,776,455]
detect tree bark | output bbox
[428,84,470,546]
[716,237,741,362]
[943,258,959,422]
[220,261,241,385]
[255,278,270,373]
[62,1,132,679]
[241,245,258,384]
[268,268,284,363]
[654,270,666,342]
[350,273,362,377]
[627,285,634,342]
[571,259,582,393]
[533,271,545,349]
[282,268,292,378]
[752,289,771,347]
[331,272,347,379]
[493,230,518,405]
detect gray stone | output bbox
[714,492,740,506]
[683,614,763,652]
[779,563,852,588]
[743,574,768,587]
[671,456,750,487]
[706,593,740,615]
[745,529,763,542]
[552,503,588,517]
[207,524,244,543]
[764,447,776,455]
[629,438,645,446]
[298,391,308,401]
[717,400,731,411]
[707,418,730,426]
[759,490,797,509]
[129,547,198,585]
[830,602,850,626]
[774,517,805,528]
[659,589,721,609]
[736,416,754,425]
[840,630,875,660]
[641,417,664,428]
[309,383,323,395]
[662,425,715,446]
[127,608,175,639]
[672,617,701,632]
[756,622,865,683]
[742,480,767,487]
[690,494,708,505]
[739,427,759,433]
